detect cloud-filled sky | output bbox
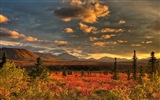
[0,0,160,59]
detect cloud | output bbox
[117,40,128,43]
[131,44,142,47]
[54,0,110,23]
[106,41,117,45]
[90,37,99,41]
[142,41,153,44]
[146,41,153,44]
[92,41,117,47]
[65,28,74,33]
[48,49,67,55]
[92,42,106,47]
[0,14,9,23]
[90,34,115,41]
[23,36,38,42]
[0,40,21,46]
[0,28,39,42]
[79,22,97,34]
[101,35,111,39]
[88,53,130,60]
[118,20,126,24]
[101,34,115,39]
[101,28,125,33]
[0,28,25,39]
[54,40,69,46]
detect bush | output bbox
[29,65,50,81]
[0,62,29,99]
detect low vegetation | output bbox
[0,51,159,99]
[0,61,159,99]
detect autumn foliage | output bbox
[0,62,160,99]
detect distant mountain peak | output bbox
[57,53,79,60]
[99,56,128,62]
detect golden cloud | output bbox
[92,41,117,47]
[101,34,115,39]
[0,28,39,42]
[146,41,153,44]
[90,37,99,41]
[106,41,117,45]
[93,42,106,47]
[88,52,160,60]
[0,28,25,39]
[102,35,111,39]
[0,40,21,46]
[23,36,38,42]
[0,14,9,23]
[65,28,74,33]
[54,40,69,46]
[101,28,125,33]
[117,40,128,43]
[131,44,142,46]
[79,22,97,34]
[55,0,110,23]
[142,41,153,44]
[118,20,126,24]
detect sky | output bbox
[0,0,160,59]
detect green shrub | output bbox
[29,65,50,81]
[0,62,29,99]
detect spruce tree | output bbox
[29,57,49,80]
[127,69,130,80]
[149,51,157,75]
[113,57,118,80]
[133,50,137,80]
[36,57,42,66]
[0,52,8,68]
[62,70,67,77]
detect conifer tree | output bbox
[113,58,118,80]
[62,70,67,77]
[149,51,157,75]
[0,52,8,68]
[36,57,42,66]
[29,57,49,80]
[127,69,130,80]
[133,50,137,80]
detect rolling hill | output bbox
[0,47,58,61]
[0,47,38,60]
[35,52,59,61]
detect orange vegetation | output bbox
[50,72,136,95]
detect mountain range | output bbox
[0,47,153,62]
[0,47,79,61]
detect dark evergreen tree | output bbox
[62,70,67,77]
[29,57,49,80]
[36,57,42,66]
[113,58,118,80]
[133,50,137,80]
[127,69,130,80]
[149,51,157,75]
[0,52,8,68]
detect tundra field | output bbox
[0,61,160,99]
